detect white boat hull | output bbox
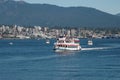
[54,46,81,51]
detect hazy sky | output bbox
[22,0,120,14]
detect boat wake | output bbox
[81,43,120,51]
[81,47,110,51]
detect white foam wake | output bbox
[81,47,110,51]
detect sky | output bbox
[21,0,120,14]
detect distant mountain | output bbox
[0,0,120,27]
[116,13,120,16]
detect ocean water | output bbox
[0,39,120,80]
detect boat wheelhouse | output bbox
[88,39,93,45]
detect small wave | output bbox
[99,55,119,58]
[28,55,63,60]
[1,55,61,62]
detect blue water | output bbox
[0,39,120,80]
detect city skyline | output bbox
[17,0,120,14]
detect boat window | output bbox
[58,40,64,43]
[66,40,71,43]
[68,45,78,48]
